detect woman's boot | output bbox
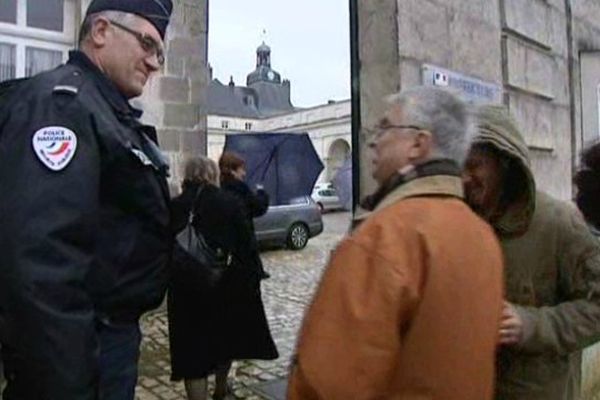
[213,362,233,400]
[184,378,208,400]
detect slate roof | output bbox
[207,78,295,119]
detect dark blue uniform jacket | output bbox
[0,51,172,399]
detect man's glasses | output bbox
[109,20,165,66]
[365,124,424,139]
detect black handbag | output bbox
[175,186,231,288]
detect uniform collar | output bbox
[67,50,143,119]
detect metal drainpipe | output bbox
[349,0,361,214]
[565,0,577,199]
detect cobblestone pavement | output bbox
[136,212,352,400]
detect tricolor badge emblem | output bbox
[32,126,78,171]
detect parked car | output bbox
[312,183,343,212]
[254,196,323,250]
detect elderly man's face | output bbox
[369,104,426,186]
[462,146,505,220]
[99,16,163,98]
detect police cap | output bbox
[86,0,173,39]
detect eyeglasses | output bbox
[108,20,165,66]
[366,124,424,138]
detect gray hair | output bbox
[387,87,475,165]
[78,11,138,46]
[183,156,220,187]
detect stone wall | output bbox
[357,0,579,201]
[356,0,401,197]
[501,0,572,201]
[138,0,209,194]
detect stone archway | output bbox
[326,138,351,181]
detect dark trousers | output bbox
[0,344,4,399]
[0,320,141,400]
[97,319,142,400]
[1,346,39,400]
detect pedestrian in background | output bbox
[288,87,504,399]
[0,1,173,399]
[574,141,600,232]
[170,156,278,400]
[219,151,270,279]
[462,105,600,400]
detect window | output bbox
[0,0,17,24]
[0,1,73,80]
[221,120,229,129]
[245,122,252,131]
[0,43,15,81]
[27,0,64,32]
[25,47,62,77]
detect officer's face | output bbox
[102,16,164,99]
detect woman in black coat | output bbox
[218,151,270,279]
[169,156,278,400]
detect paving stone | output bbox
[258,373,277,381]
[136,213,351,399]
[233,388,254,398]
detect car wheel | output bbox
[317,202,324,213]
[287,223,309,250]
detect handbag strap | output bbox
[188,184,206,223]
[187,184,247,268]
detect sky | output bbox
[208,0,350,108]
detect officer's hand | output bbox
[498,301,524,346]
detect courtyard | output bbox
[135,212,351,400]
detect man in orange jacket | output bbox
[288,87,504,400]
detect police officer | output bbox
[0,1,173,399]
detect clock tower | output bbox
[246,41,282,85]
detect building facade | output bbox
[207,43,351,183]
[357,0,600,203]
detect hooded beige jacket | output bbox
[476,106,600,400]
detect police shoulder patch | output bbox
[32,126,78,171]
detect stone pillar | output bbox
[138,0,209,194]
[356,0,503,200]
[356,0,401,200]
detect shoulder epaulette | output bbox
[52,68,83,96]
[53,85,79,95]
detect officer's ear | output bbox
[89,17,112,48]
